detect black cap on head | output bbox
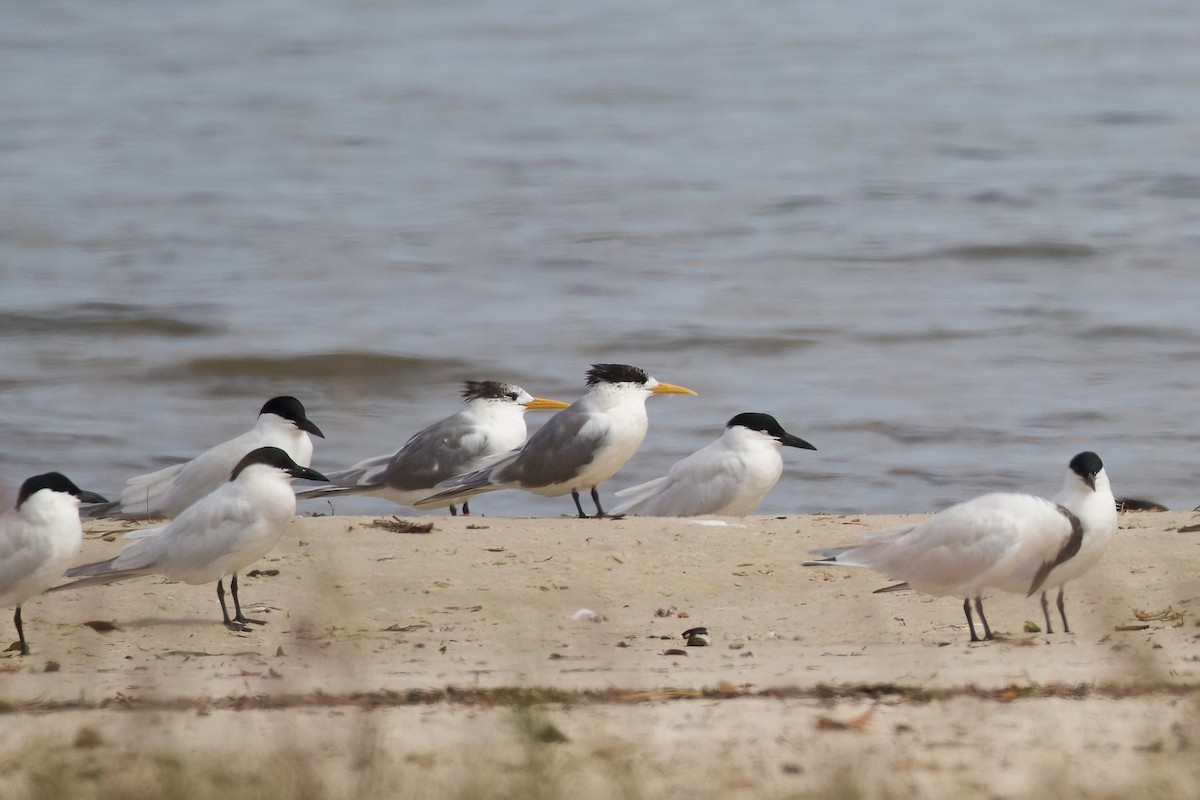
[586,364,650,386]
[727,412,785,435]
[461,381,521,402]
[16,472,108,509]
[260,396,325,439]
[229,446,330,483]
[726,412,817,450]
[1069,451,1103,490]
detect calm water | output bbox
[2,1,1199,515]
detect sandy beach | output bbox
[3,509,1200,799]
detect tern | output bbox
[612,413,816,516]
[296,381,569,514]
[415,364,696,518]
[87,396,324,520]
[804,452,1115,642]
[990,451,1117,633]
[56,447,328,632]
[0,473,107,655]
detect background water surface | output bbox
[2,1,1199,515]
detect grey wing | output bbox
[416,408,605,504]
[382,417,493,493]
[413,459,508,506]
[496,408,607,488]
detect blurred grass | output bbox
[4,692,1200,800]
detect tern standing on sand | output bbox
[87,396,324,520]
[990,451,1117,633]
[57,447,328,632]
[296,381,568,514]
[613,413,816,516]
[0,473,106,654]
[804,452,1116,642]
[416,364,696,518]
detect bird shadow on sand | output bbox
[94,614,279,631]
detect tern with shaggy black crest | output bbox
[416,364,696,518]
[296,381,568,515]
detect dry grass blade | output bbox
[816,709,874,730]
[369,517,435,534]
[1132,607,1186,624]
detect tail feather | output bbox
[51,570,152,592]
[614,476,668,499]
[50,558,151,592]
[64,556,125,579]
[80,500,121,519]
[80,501,170,523]
[413,466,500,508]
[611,476,670,515]
[295,483,379,501]
[322,452,394,485]
[802,546,855,566]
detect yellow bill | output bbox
[524,397,572,410]
[650,382,697,396]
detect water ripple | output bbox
[151,352,469,396]
[0,302,221,338]
[932,242,1098,261]
[596,326,829,356]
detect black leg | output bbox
[1057,586,1070,633]
[571,489,590,519]
[1041,591,1054,634]
[590,487,608,518]
[462,500,470,516]
[963,597,980,642]
[231,573,266,626]
[14,606,29,656]
[218,579,249,631]
[449,504,458,516]
[974,596,994,640]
